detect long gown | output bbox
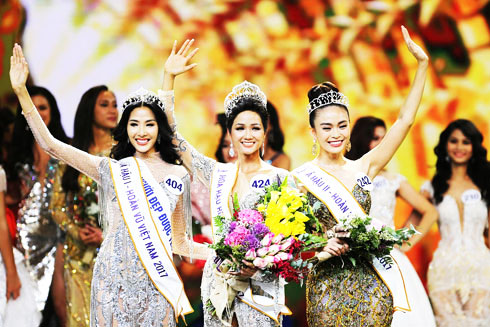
[159,91,289,327]
[15,157,60,311]
[0,165,42,327]
[370,174,436,327]
[305,184,394,327]
[23,106,209,327]
[422,181,490,327]
[50,157,107,327]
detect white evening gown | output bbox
[370,174,436,327]
[422,181,490,327]
[0,165,41,327]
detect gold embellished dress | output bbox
[50,154,108,327]
[306,185,394,327]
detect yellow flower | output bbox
[257,203,266,212]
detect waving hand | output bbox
[9,44,29,93]
[164,39,198,76]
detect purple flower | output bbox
[251,223,270,238]
[229,221,237,232]
[243,234,260,251]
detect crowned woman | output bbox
[292,26,429,327]
[10,42,211,327]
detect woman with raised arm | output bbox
[50,85,117,326]
[346,116,437,327]
[420,119,490,327]
[10,43,211,327]
[158,40,333,327]
[292,26,429,327]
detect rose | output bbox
[261,232,275,247]
[245,249,256,260]
[253,256,275,269]
[267,244,281,256]
[256,247,270,257]
[274,252,293,261]
[271,233,284,244]
[279,237,295,251]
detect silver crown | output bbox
[122,87,164,112]
[224,81,267,117]
[307,90,349,115]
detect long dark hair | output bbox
[266,101,285,153]
[0,107,15,166]
[62,85,111,192]
[345,116,386,160]
[7,86,69,175]
[432,119,490,205]
[307,82,349,128]
[110,102,181,165]
[215,113,228,163]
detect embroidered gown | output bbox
[159,91,289,327]
[0,165,42,326]
[305,183,394,327]
[370,174,436,327]
[422,181,490,327]
[22,106,210,327]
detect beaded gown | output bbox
[160,91,289,327]
[50,156,107,327]
[15,157,60,311]
[0,165,42,326]
[370,174,436,327]
[23,106,210,327]
[422,181,490,327]
[305,183,394,327]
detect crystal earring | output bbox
[346,140,351,152]
[445,155,450,163]
[229,143,235,157]
[261,143,265,157]
[312,139,318,156]
[157,135,161,145]
[127,138,130,144]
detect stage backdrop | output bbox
[1,0,490,312]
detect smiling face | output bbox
[32,95,51,126]
[229,110,265,156]
[446,128,473,165]
[127,106,158,156]
[93,90,118,129]
[369,126,386,150]
[311,105,350,155]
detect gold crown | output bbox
[224,81,267,117]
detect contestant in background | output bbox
[262,102,291,170]
[6,83,69,323]
[1,159,41,326]
[10,43,211,327]
[293,26,428,327]
[346,116,437,327]
[161,40,293,327]
[50,85,117,326]
[420,119,490,327]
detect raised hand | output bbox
[9,43,29,93]
[164,39,198,76]
[401,25,428,63]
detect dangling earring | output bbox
[261,143,265,157]
[345,139,351,152]
[445,155,450,163]
[312,139,318,156]
[157,134,161,145]
[229,143,235,157]
[127,138,130,144]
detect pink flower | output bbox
[253,257,273,269]
[237,209,264,225]
[267,244,281,256]
[271,234,284,244]
[274,252,293,261]
[245,249,257,260]
[279,237,296,251]
[256,247,270,257]
[261,232,275,247]
[224,225,249,246]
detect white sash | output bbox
[210,162,291,322]
[109,157,193,321]
[293,162,411,312]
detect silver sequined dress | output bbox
[22,108,210,327]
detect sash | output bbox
[209,162,291,323]
[292,162,411,312]
[109,157,193,321]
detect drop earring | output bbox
[229,143,235,157]
[312,139,318,156]
[157,135,161,145]
[346,139,351,152]
[261,143,265,157]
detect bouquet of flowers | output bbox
[210,178,327,283]
[333,216,419,267]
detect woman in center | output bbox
[292,26,429,327]
[159,40,312,327]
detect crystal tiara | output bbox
[307,90,349,115]
[122,87,165,112]
[224,81,267,117]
